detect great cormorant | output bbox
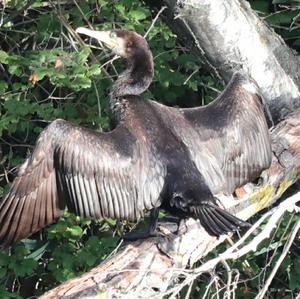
[0,28,272,247]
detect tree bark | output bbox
[162,0,300,123]
[39,109,300,299]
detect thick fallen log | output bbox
[40,110,300,299]
[162,0,300,123]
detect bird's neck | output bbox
[110,50,153,121]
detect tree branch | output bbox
[255,218,300,299]
[162,0,300,122]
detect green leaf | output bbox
[71,75,92,90]
[0,252,9,266]
[88,64,101,76]
[26,242,49,260]
[47,222,67,238]
[78,250,97,267]
[74,47,91,64]
[0,50,9,64]
[0,285,20,298]
[115,3,125,15]
[127,10,147,21]
[266,11,299,25]
[12,258,37,276]
[66,225,83,238]
[35,68,50,80]
[62,254,76,269]
[98,0,108,6]
[0,81,8,93]
[289,271,300,290]
[105,218,117,226]
[294,257,300,274]
[272,0,295,3]
[250,1,269,13]
[0,267,7,279]
[8,64,22,76]
[254,240,283,256]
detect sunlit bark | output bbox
[163,0,300,123]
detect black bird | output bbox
[0,28,271,247]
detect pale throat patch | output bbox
[113,37,126,57]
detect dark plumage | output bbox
[0,28,272,247]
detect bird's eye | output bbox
[110,32,117,39]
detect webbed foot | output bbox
[122,208,161,241]
[122,228,163,240]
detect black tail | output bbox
[192,201,250,236]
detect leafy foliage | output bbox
[0,0,299,298]
[249,0,300,52]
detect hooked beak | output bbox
[76,27,118,50]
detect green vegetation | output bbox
[0,0,299,298]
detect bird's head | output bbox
[76,27,149,60]
[76,27,154,102]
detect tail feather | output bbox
[200,208,225,235]
[205,207,235,232]
[198,209,220,236]
[192,202,250,236]
[213,205,250,228]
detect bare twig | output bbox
[260,213,294,290]
[92,81,102,127]
[198,81,221,94]
[183,69,199,85]
[72,0,93,29]
[202,276,216,299]
[0,0,6,27]
[220,194,300,260]
[144,6,167,39]
[184,280,194,299]
[255,218,300,299]
[221,260,232,299]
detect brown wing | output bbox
[0,119,165,247]
[0,122,64,247]
[173,73,272,194]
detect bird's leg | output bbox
[122,208,162,240]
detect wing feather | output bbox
[88,176,103,218]
[31,191,41,234]
[114,173,125,219]
[73,175,84,216]
[57,121,165,221]
[38,180,47,227]
[181,74,272,194]
[7,196,27,245]
[0,119,166,247]
[15,192,35,243]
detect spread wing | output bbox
[182,73,272,194]
[0,119,165,247]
